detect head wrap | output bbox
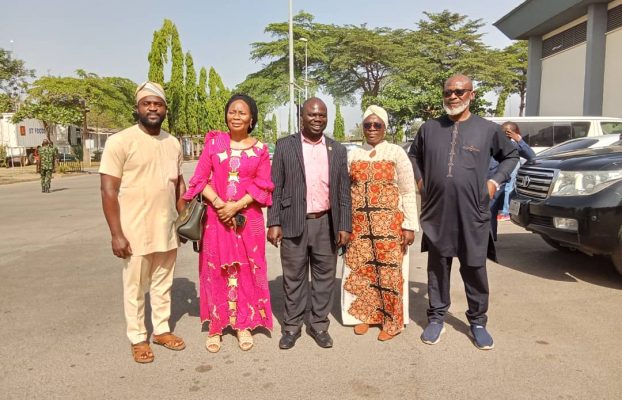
[135,81,167,105]
[363,105,389,128]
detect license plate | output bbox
[509,199,521,216]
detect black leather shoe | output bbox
[279,331,301,350]
[309,329,333,348]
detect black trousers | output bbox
[426,246,489,327]
[280,214,337,333]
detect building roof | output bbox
[494,0,610,40]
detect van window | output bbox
[601,122,622,135]
[525,124,555,147]
[554,125,572,143]
[513,122,552,147]
[513,121,589,147]
[571,122,589,139]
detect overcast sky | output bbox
[2,0,525,133]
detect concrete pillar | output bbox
[583,3,607,116]
[525,36,542,116]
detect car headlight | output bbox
[551,170,622,196]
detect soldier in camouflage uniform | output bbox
[38,139,58,193]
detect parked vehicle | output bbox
[57,153,78,162]
[536,134,621,158]
[342,142,362,153]
[485,116,622,154]
[509,145,622,275]
[0,113,79,166]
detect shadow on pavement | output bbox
[170,277,200,331]
[408,280,429,330]
[269,276,285,332]
[495,232,622,289]
[143,277,200,335]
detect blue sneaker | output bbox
[420,322,445,345]
[470,325,494,350]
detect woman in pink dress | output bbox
[183,94,274,352]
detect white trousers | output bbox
[122,249,177,344]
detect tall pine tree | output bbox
[270,114,278,143]
[146,19,186,135]
[197,67,209,133]
[205,67,229,131]
[184,52,198,135]
[169,24,185,135]
[333,102,345,141]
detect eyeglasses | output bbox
[442,88,472,98]
[363,122,383,130]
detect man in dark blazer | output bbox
[267,97,352,349]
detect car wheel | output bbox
[611,245,622,276]
[540,235,574,252]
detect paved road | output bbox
[1,163,621,400]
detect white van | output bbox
[485,116,622,154]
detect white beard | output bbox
[443,98,470,116]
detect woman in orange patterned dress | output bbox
[341,105,419,341]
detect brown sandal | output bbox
[152,332,186,351]
[378,330,398,341]
[131,341,154,363]
[354,323,369,335]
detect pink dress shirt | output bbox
[302,134,330,213]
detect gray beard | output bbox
[443,99,470,116]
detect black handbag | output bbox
[176,194,206,252]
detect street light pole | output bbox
[80,99,91,168]
[299,38,308,100]
[288,0,295,135]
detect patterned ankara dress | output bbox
[183,131,274,335]
[341,141,419,335]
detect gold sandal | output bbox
[236,329,254,351]
[205,335,221,353]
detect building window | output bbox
[542,22,587,58]
[608,4,622,32]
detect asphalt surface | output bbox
[1,162,621,400]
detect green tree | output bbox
[13,72,135,162]
[497,41,528,116]
[387,10,501,121]
[0,94,12,113]
[205,67,229,131]
[0,48,34,112]
[242,12,325,111]
[246,13,404,109]
[394,125,404,143]
[197,67,209,133]
[270,114,278,143]
[169,24,185,135]
[184,52,198,135]
[246,10,518,126]
[147,19,186,135]
[147,29,167,84]
[333,102,345,141]
[319,25,407,106]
